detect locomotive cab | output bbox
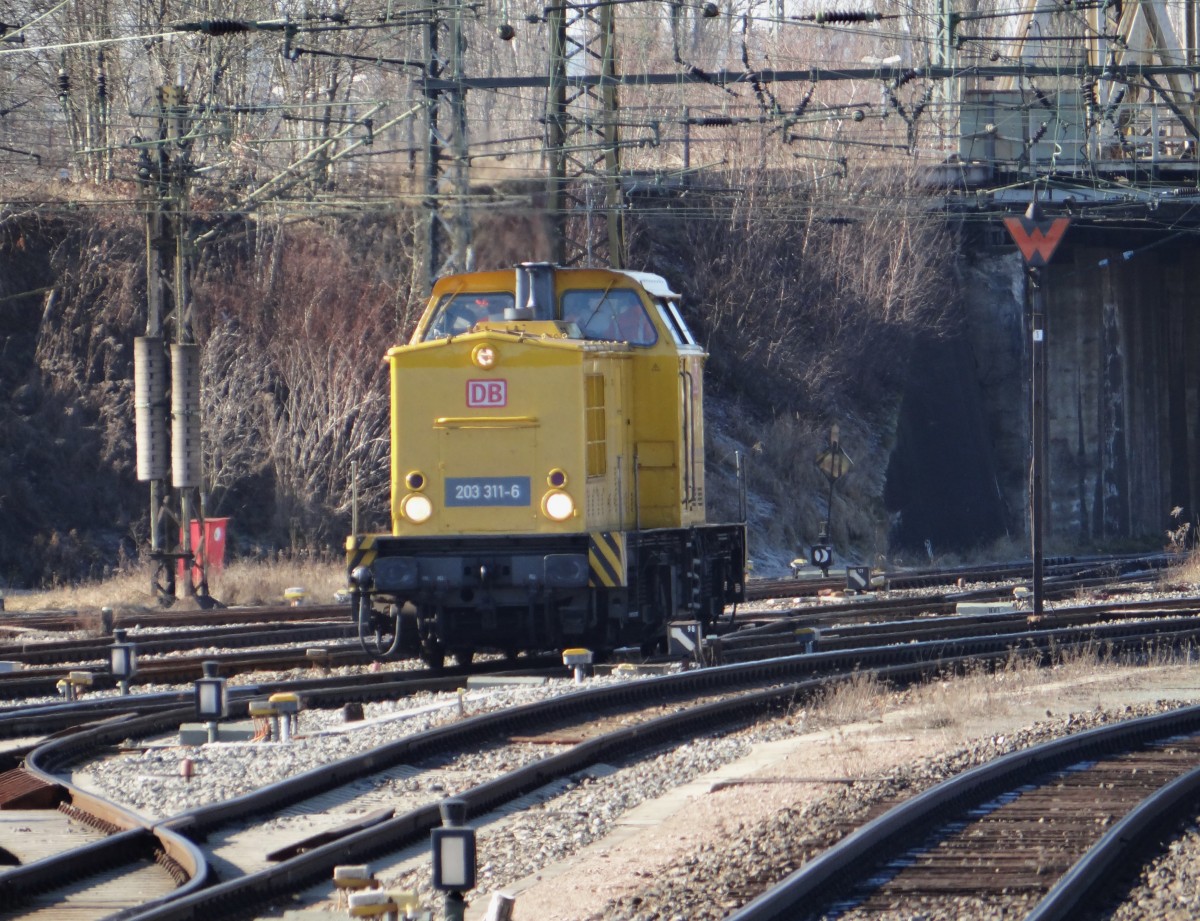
[346,263,745,666]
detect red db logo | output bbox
[467,379,507,407]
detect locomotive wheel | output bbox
[421,642,446,670]
[451,648,475,667]
[398,607,420,654]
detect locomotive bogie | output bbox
[346,523,745,658]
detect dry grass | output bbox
[897,655,1042,735]
[1163,546,1200,587]
[1,559,347,614]
[811,671,888,727]
[810,640,1198,750]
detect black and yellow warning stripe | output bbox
[588,531,627,588]
[344,534,379,571]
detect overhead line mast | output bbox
[545,0,623,268]
[422,0,473,288]
[134,84,206,604]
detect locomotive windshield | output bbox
[421,287,659,346]
[561,289,657,346]
[422,292,515,340]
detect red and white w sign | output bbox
[1003,215,1071,267]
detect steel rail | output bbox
[0,716,211,913]
[0,604,350,633]
[9,620,1200,918]
[0,622,354,666]
[1026,759,1200,921]
[0,658,565,742]
[0,655,887,916]
[744,552,1165,600]
[119,659,953,921]
[715,603,1200,662]
[727,702,1200,921]
[0,648,362,700]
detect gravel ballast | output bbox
[64,660,1200,921]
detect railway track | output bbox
[0,604,351,635]
[5,609,1200,919]
[713,595,1200,662]
[0,566,1195,919]
[744,552,1167,602]
[731,701,1200,921]
[0,659,830,919]
[0,622,354,667]
[0,620,372,699]
[5,592,1194,747]
[0,657,567,759]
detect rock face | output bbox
[884,322,1010,554]
[4,204,1196,583]
[942,232,1200,549]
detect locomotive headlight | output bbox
[547,468,568,488]
[405,470,426,490]
[472,345,497,369]
[401,492,434,523]
[542,489,575,521]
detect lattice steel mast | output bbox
[421,0,473,289]
[545,0,623,268]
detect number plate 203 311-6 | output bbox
[445,477,532,507]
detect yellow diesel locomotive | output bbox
[345,262,746,666]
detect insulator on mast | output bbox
[134,337,169,482]
[96,51,107,102]
[802,9,883,23]
[172,19,254,35]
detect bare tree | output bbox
[193,222,411,541]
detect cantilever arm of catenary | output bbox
[195,102,422,245]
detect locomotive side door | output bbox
[679,351,706,521]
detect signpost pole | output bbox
[812,424,851,577]
[1003,197,1069,618]
[1030,266,1046,617]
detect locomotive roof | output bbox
[617,270,680,300]
[429,266,680,301]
